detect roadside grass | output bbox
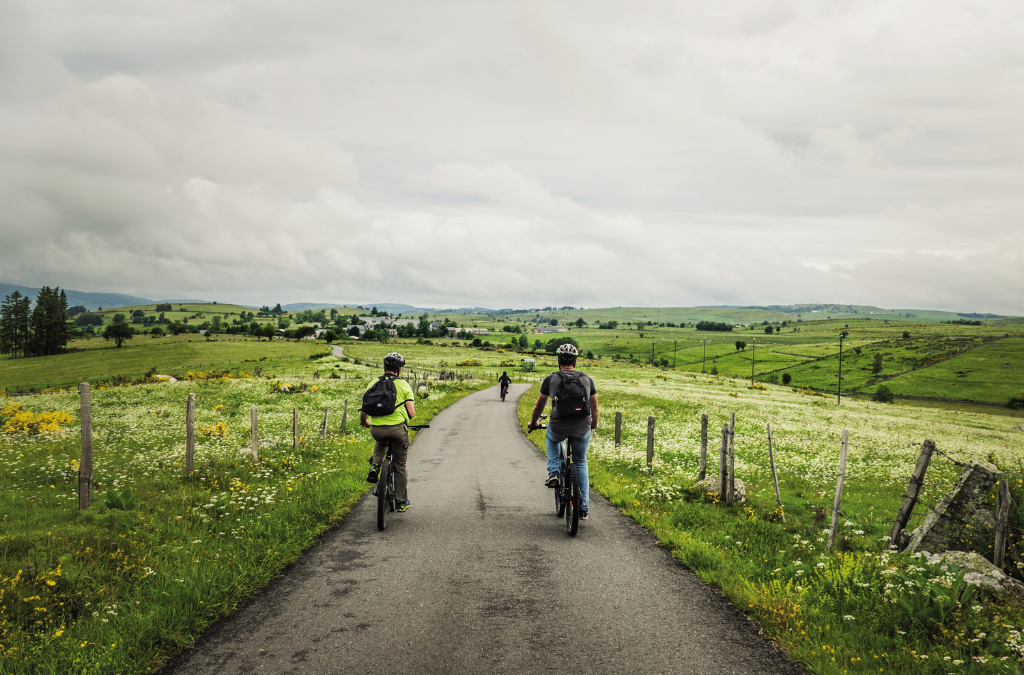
[516,372,1024,674]
[0,361,488,674]
[0,338,327,392]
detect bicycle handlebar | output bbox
[408,424,430,430]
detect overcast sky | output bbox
[1,1,1021,314]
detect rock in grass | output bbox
[691,477,746,505]
[916,550,1024,597]
[907,460,1001,554]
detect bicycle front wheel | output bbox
[565,464,580,537]
[377,458,392,531]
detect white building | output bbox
[535,325,567,334]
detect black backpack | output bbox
[552,371,591,418]
[361,375,399,416]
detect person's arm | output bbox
[360,411,370,428]
[527,393,548,430]
[590,394,599,430]
[405,399,415,419]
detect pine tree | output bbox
[0,291,32,358]
[28,287,72,356]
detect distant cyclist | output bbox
[361,352,415,512]
[498,370,512,399]
[527,344,598,520]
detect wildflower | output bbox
[843,615,855,620]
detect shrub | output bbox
[545,336,579,353]
[456,359,482,367]
[1007,396,1024,410]
[696,321,733,332]
[709,365,718,375]
[782,372,792,385]
[104,489,137,511]
[873,385,895,403]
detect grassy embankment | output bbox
[516,366,1024,674]
[0,352,488,674]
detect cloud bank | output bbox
[1,0,1020,313]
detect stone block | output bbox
[915,550,1024,597]
[907,461,1000,554]
[691,477,745,505]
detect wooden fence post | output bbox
[614,412,622,447]
[647,416,655,472]
[185,393,195,476]
[292,407,299,449]
[341,399,348,434]
[250,405,258,461]
[321,407,329,438]
[718,423,729,499]
[78,383,93,509]
[826,429,849,552]
[994,477,1011,568]
[698,413,708,481]
[727,413,736,505]
[766,423,784,522]
[888,439,934,549]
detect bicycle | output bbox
[500,382,509,402]
[372,424,429,531]
[528,415,580,537]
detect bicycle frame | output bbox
[530,417,580,537]
[373,424,428,531]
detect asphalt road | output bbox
[162,384,800,675]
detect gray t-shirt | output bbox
[541,370,596,437]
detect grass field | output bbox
[0,356,488,673]
[37,300,1022,413]
[864,339,1024,405]
[0,337,328,392]
[516,366,1024,674]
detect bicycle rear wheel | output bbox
[377,458,392,531]
[565,464,580,537]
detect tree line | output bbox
[0,288,73,358]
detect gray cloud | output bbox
[1,0,1020,314]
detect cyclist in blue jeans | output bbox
[527,343,599,520]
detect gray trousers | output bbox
[370,423,411,501]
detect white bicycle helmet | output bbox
[555,343,579,357]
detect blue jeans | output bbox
[546,428,590,512]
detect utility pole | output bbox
[673,340,677,369]
[651,340,655,365]
[751,337,756,383]
[837,331,847,404]
[702,339,706,373]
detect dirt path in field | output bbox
[161,385,800,675]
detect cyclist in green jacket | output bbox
[361,352,416,512]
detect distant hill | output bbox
[0,282,155,311]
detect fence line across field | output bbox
[603,409,1012,565]
[65,382,361,508]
